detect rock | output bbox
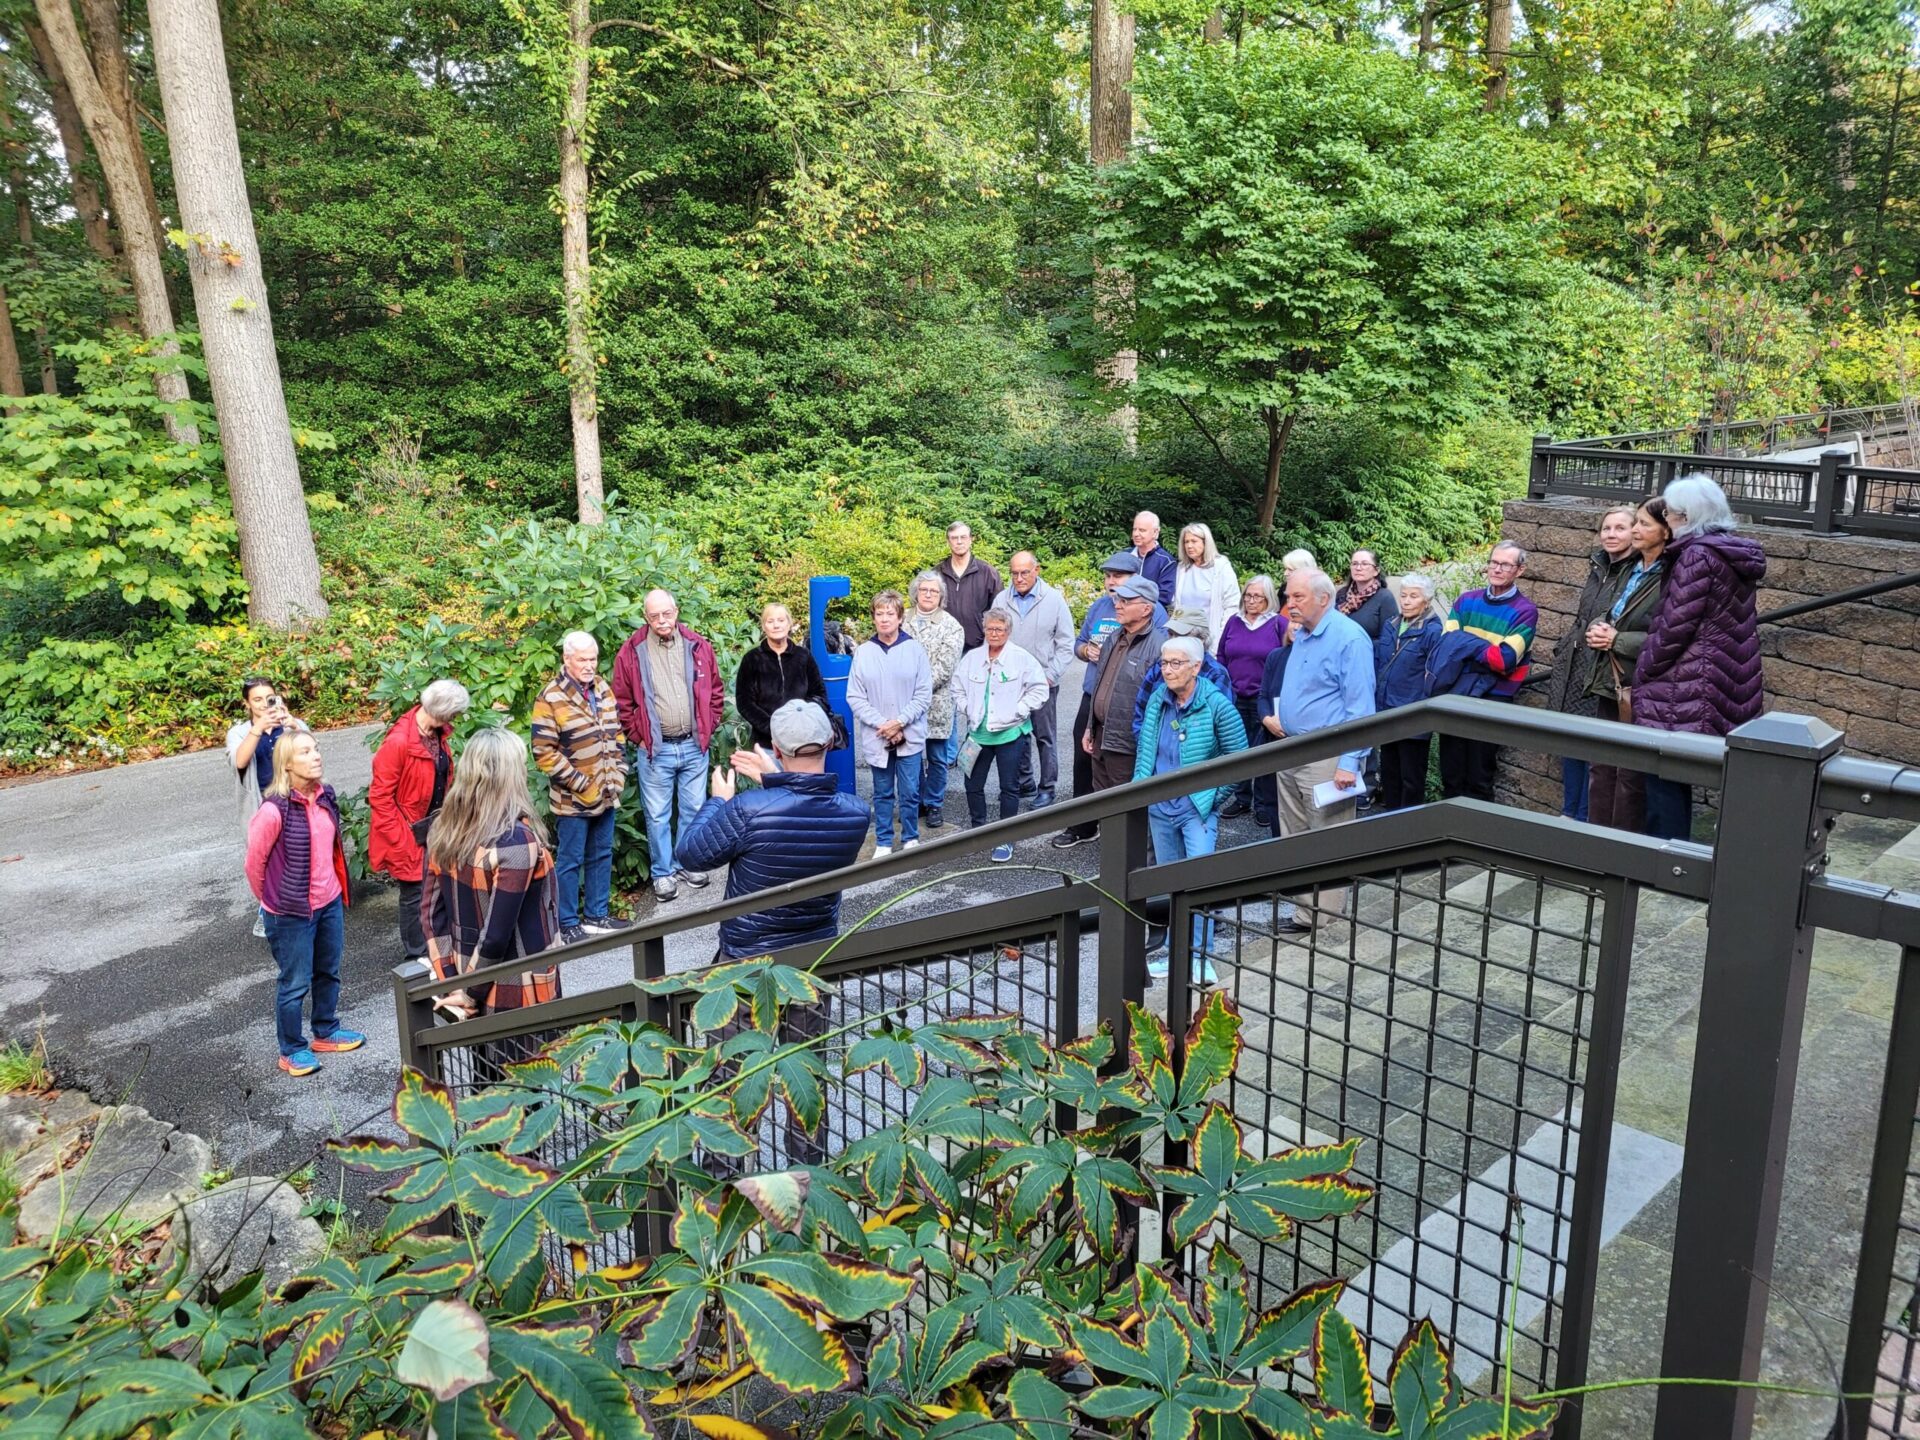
[167,1177,328,1293]
[0,1089,101,1155]
[16,1104,213,1243]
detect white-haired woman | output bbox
[1215,575,1287,822]
[1633,474,1768,840]
[369,678,471,961]
[1373,576,1447,811]
[903,571,965,829]
[1174,523,1241,649]
[422,726,560,1023]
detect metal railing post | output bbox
[391,959,436,1076]
[1095,807,1151,1050]
[1811,447,1847,534]
[1653,713,1844,1440]
[1655,455,1678,498]
[1528,434,1553,499]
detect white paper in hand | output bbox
[1313,776,1366,809]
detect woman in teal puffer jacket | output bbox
[1133,635,1247,981]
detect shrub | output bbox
[0,971,1560,1440]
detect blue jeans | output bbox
[920,732,956,813]
[264,897,345,1057]
[1149,805,1219,953]
[1643,776,1692,841]
[870,750,924,847]
[1561,757,1590,822]
[555,807,617,927]
[638,738,707,879]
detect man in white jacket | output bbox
[992,552,1075,809]
[954,609,1051,863]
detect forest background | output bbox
[1,0,1918,771]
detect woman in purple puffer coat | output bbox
[1633,474,1768,840]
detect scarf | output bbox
[1338,575,1382,615]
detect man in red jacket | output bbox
[612,588,727,902]
[368,679,469,958]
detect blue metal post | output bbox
[809,574,856,795]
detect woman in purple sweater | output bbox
[1216,575,1288,824]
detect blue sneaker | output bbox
[1147,953,1170,979]
[279,1048,320,1077]
[991,844,1015,863]
[1192,958,1219,986]
[311,1030,366,1054]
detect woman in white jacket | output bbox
[1173,523,1241,650]
[953,609,1050,862]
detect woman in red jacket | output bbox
[369,679,470,959]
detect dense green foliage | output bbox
[1,0,1918,770]
[0,976,1560,1438]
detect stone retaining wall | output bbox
[1491,497,1920,811]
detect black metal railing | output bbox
[392,695,1920,1440]
[1528,415,1920,540]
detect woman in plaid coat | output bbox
[422,727,561,1021]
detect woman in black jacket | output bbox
[735,603,829,749]
[1545,507,1636,820]
[1583,498,1671,832]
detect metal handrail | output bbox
[1758,568,1920,624]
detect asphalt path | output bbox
[0,659,1279,1201]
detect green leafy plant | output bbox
[0,1036,53,1094]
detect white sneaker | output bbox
[903,840,921,849]
[873,845,894,859]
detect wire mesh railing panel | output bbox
[1197,859,1609,1396]
[1867,1100,1920,1436]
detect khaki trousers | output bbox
[1273,756,1357,919]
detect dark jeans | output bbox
[1063,693,1098,839]
[1016,685,1061,798]
[1560,757,1590,821]
[1378,737,1431,811]
[554,808,617,928]
[1229,694,1278,826]
[968,736,1029,827]
[1643,776,1693,840]
[1438,735,1499,802]
[264,897,346,1057]
[396,878,427,959]
[1588,699,1645,832]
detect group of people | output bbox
[236,482,1768,1075]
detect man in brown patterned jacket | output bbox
[531,631,629,943]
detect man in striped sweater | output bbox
[1438,542,1538,802]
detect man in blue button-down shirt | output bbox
[1264,568,1376,931]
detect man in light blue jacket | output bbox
[993,552,1076,809]
[846,589,933,857]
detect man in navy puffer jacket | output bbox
[676,701,873,960]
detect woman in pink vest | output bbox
[245,732,361,1077]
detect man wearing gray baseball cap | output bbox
[674,700,873,960]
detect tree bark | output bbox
[1203,7,1226,42]
[0,288,26,405]
[558,0,604,524]
[1090,0,1137,451]
[25,21,119,268]
[1257,407,1295,537]
[32,0,196,441]
[1483,0,1511,109]
[1,56,57,393]
[81,0,168,280]
[1417,2,1437,57]
[148,0,329,628]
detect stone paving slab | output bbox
[167,1176,328,1292]
[16,1103,213,1242]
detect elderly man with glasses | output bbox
[1437,542,1537,802]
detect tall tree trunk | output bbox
[25,21,119,268]
[1203,7,1225,42]
[1483,0,1511,109]
[1090,0,1137,451]
[1257,407,1295,537]
[148,0,329,628]
[0,289,25,405]
[31,0,196,442]
[558,0,604,524]
[1417,2,1437,56]
[81,0,168,283]
[0,57,57,393]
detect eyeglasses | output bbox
[1161,657,1198,670]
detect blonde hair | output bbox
[264,731,318,799]
[1282,548,1316,574]
[1178,523,1220,569]
[426,727,547,873]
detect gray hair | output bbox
[560,630,598,657]
[1241,574,1278,617]
[1178,522,1220,568]
[1665,473,1737,536]
[1396,574,1442,622]
[1134,510,1161,534]
[419,678,471,722]
[981,607,1015,634]
[1294,568,1337,602]
[1282,547,1317,573]
[1162,636,1204,666]
[1491,540,1529,566]
[910,569,946,605]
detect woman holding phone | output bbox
[226,676,308,937]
